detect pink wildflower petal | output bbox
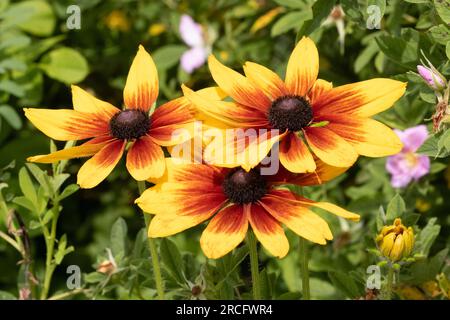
[180,47,207,74]
[179,14,204,48]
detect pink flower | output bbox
[179,15,209,74]
[386,125,430,188]
[417,65,446,91]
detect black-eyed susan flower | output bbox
[376,218,415,262]
[135,159,359,259]
[183,37,405,173]
[24,46,195,188]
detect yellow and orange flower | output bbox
[183,37,406,173]
[24,46,194,188]
[136,160,359,259]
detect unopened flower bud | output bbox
[97,260,116,275]
[376,218,414,262]
[417,65,446,92]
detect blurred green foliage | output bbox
[0,0,449,300]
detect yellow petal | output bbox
[24,108,109,141]
[285,37,319,96]
[200,204,248,259]
[71,85,119,120]
[313,79,407,117]
[27,142,108,163]
[249,204,289,258]
[208,55,271,111]
[304,126,358,167]
[126,136,165,180]
[323,115,403,157]
[243,61,288,100]
[279,132,316,173]
[123,45,159,112]
[77,140,125,188]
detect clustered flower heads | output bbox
[24,37,407,259]
[376,218,415,262]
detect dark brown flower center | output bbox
[222,168,268,204]
[268,95,313,131]
[110,109,150,140]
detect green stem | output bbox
[299,237,310,300]
[40,199,60,300]
[137,181,165,300]
[385,266,395,300]
[247,230,261,300]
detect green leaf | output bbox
[428,24,450,45]
[1,0,55,36]
[354,42,379,73]
[0,290,16,300]
[40,47,89,84]
[406,249,448,284]
[54,234,68,265]
[12,196,35,212]
[273,0,306,8]
[0,105,22,129]
[446,41,450,59]
[375,33,418,69]
[437,129,450,153]
[58,184,79,200]
[18,167,37,205]
[259,269,273,300]
[415,217,441,256]
[110,218,128,257]
[328,271,363,298]
[434,0,450,24]
[276,292,302,300]
[152,45,186,70]
[25,163,53,197]
[0,80,25,97]
[51,173,70,192]
[297,0,336,38]
[386,194,406,222]
[417,134,449,158]
[160,238,186,285]
[271,10,312,37]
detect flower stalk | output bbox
[247,230,261,300]
[137,180,165,300]
[299,237,310,300]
